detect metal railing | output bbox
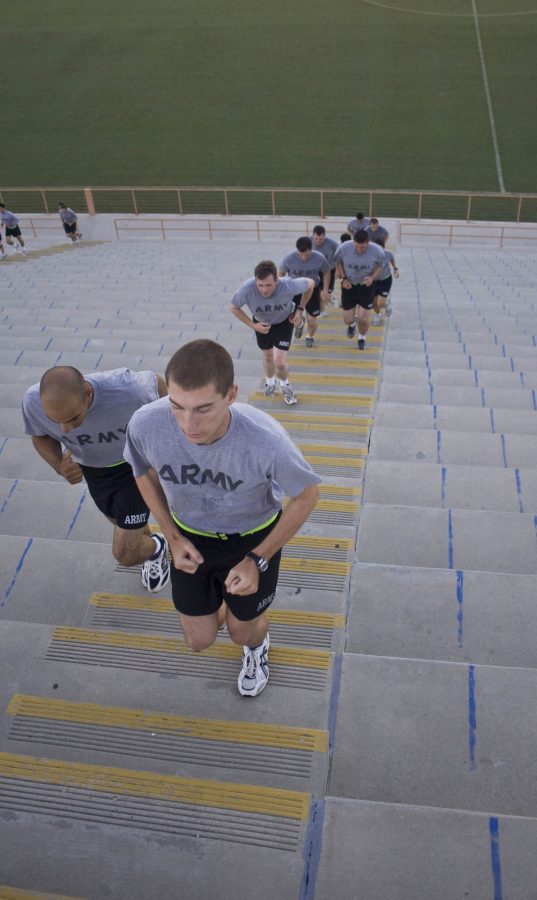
[400,221,537,248]
[1,186,537,223]
[113,217,350,241]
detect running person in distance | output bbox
[312,225,339,308]
[0,204,27,254]
[372,236,399,325]
[58,203,82,243]
[279,236,330,348]
[334,230,384,350]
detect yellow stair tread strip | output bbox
[0,752,309,821]
[310,498,360,512]
[269,412,372,426]
[290,358,380,370]
[249,392,374,407]
[276,422,370,436]
[280,557,350,575]
[290,373,377,387]
[303,454,363,467]
[90,593,345,629]
[51,628,332,669]
[288,535,354,550]
[298,443,366,456]
[0,889,84,900]
[318,484,361,497]
[7,695,328,753]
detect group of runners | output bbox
[0,202,82,259]
[20,213,397,698]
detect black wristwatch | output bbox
[245,551,269,573]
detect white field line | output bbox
[471,0,506,192]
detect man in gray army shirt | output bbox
[124,339,320,697]
[22,366,170,592]
[279,236,330,348]
[334,229,385,350]
[230,259,314,405]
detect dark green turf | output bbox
[3,0,537,194]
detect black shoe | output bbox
[347,323,356,339]
[358,338,366,350]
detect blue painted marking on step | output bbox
[468,665,477,771]
[95,353,103,369]
[0,439,7,457]
[65,490,88,539]
[514,469,524,513]
[489,818,503,900]
[532,390,537,411]
[532,335,536,347]
[500,434,508,468]
[82,338,89,352]
[55,352,63,364]
[441,466,447,509]
[237,346,242,359]
[448,509,454,569]
[510,358,515,372]
[456,571,464,648]
[0,480,18,515]
[489,409,495,434]
[158,343,164,356]
[14,350,23,365]
[94,318,101,328]
[501,344,506,357]
[436,430,442,464]
[473,369,479,387]
[481,388,486,408]
[2,538,33,607]
[432,405,438,429]
[299,798,326,900]
[44,337,52,351]
[468,355,472,370]
[120,340,127,353]
[327,653,343,757]
[494,334,498,345]
[520,371,525,386]
[429,384,434,404]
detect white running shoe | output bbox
[0,252,7,261]
[264,381,277,397]
[281,383,298,405]
[372,313,382,326]
[294,315,306,339]
[141,533,170,593]
[385,299,393,317]
[238,633,270,697]
[21,249,28,256]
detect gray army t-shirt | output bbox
[279,250,329,286]
[313,236,339,268]
[334,241,385,283]
[347,217,370,233]
[231,276,310,325]
[124,400,321,533]
[379,249,395,280]
[1,209,19,228]
[59,208,77,225]
[22,368,159,467]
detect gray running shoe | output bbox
[264,381,277,397]
[305,337,314,348]
[372,313,382,326]
[385,298,393,317]
[294,315,306,339]
[281,383,298,405]
[238,633,270,697]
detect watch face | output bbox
[258,558,269,573]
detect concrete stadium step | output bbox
[380,382,537,409]
[368,426,537,468]
[346,563,537,668]
[315,798,537,900]
[5,692,328,790]
[0,749,311,899]
[363,459,536,512]
[375,401,537,435]
[381,366,537,390]
[328,653,537,817]
[356,504,537,574]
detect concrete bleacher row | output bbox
[0,235,536,898]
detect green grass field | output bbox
[3,0,537,194]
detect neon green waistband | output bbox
[105,459,128,468]
[171,511,279,540]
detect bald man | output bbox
[22,366,170,592]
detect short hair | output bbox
[370,218,379,225]
[40,365,86,396]
[354,229,370,244]
[0,203,5,209]
[58,202,67,209]
[340,233,352,243]
[374,237,386,248]
[254,260,277,280]
[296,236,312,252]
[165,340,234,396]
[313,225,326,236]
[356,212,365,219]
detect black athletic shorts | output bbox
[293,288,321,318]
[375,275,392,297]
[80,461,149,530]
[341,283,376,311]
[6,226,22,238]
[63,222,77,234]
[321,269,336,292]
[254,316,294,351]
[170,513,282,621]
